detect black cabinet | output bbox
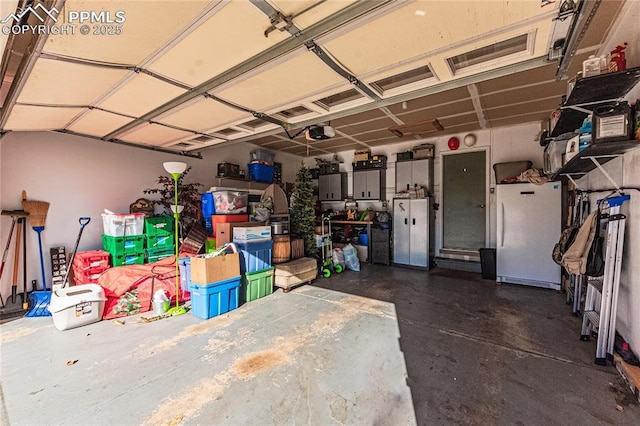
[371,228,390,265]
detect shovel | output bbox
[60,217,91,288]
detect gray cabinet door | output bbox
[396,161,412,192]
[396,159,432,193]
[319,174,343,201]
[354,169,381,200]
[393,199,411,265]
[411,159,430,190]
[366,170,381,200]
[409,198,428,267]
[353,171,368,200]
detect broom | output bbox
[21,199,52,317]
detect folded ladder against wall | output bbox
[580,195,629,366]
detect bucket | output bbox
[358,232,368,246]
[152,290,170,314]
[153,299,169,314]
[272,235,291,264]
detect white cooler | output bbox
[48,284,106,331]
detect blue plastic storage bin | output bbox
[248,163,274,183]
[189,276,240,320]
[236,240,273,273]
[250,149,275,162]
[178,257,191,292]
[201,193,215,216]
[204,216,213,236]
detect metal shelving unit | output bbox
[548,67,640,189]
[550,140,639,182]
[550,67,640,138]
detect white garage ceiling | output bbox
[0,0,629,157]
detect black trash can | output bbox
[479,248,496,280]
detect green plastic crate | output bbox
[205,237,216,253]
[146,234,174,249]
[146,246,175,263]
[102,234,145,255]
[241,267,274,302]
[144,216,174,237]
[111,252,145,267]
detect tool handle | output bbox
[0,218,17,281]
[35,228,47,291]
[62,217,91,287]
[12,219,22,285]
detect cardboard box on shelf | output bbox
[353,150,371,162]
[233,226,272,243]
[190,252,240,285]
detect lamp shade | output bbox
[163,161,187,175]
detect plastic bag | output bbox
[342,244,360,271]
[332,248,345,269]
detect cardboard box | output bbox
[211,214,249,238]
[413,143,435,159]
[216,221,265,247]
[353,150,371,162]
[233,226,271,243]
[190,252,240,285]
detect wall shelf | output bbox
[550,140,639,180]
[209,177,270,196]
[550,67,640,137]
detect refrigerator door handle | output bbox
[500,202,505,247]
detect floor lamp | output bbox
[163,161,187,316]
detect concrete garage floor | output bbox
[1,264,639,425]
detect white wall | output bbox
[0,131,302,296]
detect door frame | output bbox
[437,146,491,259]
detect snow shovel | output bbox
[60,217,91,288]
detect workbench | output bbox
[320,219,374,263]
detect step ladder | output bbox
[580,194,629,365]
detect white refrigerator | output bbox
[496,182,561,290]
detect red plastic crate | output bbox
[73,250,110,271]
[73,265,108,284]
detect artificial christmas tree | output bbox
[291,163,317,258]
